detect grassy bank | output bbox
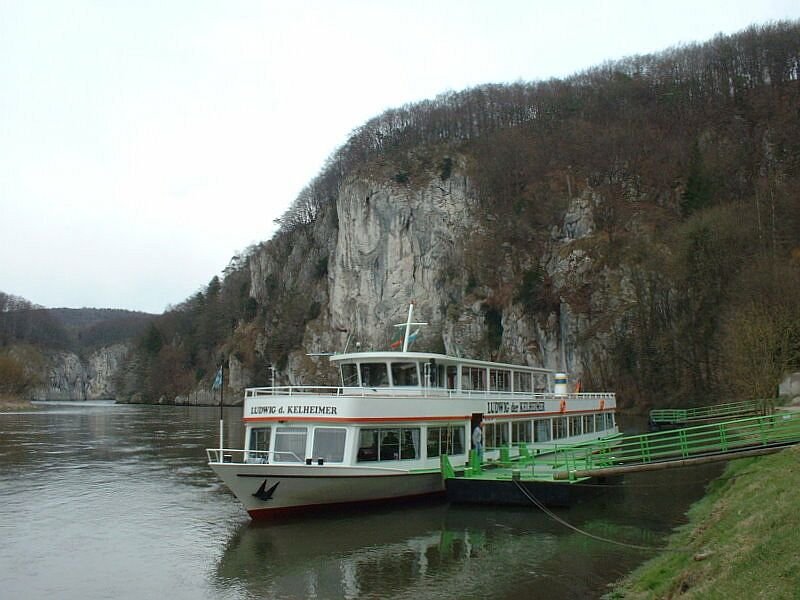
[611,444,800,598]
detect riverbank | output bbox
[610,444,800,598]
[0,394,37,412]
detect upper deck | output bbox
[328,350,556,393]
[242,350,615,423]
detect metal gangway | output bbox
[552,411,800,481]
[648,399,766,429]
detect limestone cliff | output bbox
[33,344,129,401]
[247,163,618,388]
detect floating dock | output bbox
[441,439,622,507]
[443,411,800,506]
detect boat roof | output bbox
[329,350,553,374]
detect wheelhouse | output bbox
[333,351,553,394]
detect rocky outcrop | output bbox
[328,172,474,349]
[245,163,616,387]
[32,344,128,400]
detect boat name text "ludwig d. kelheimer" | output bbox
[486,401,546,415]
[249,404,339,416]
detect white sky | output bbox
[2,1,798,314]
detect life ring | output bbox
[559,398,566,413]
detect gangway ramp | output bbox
[553,412,800,480]
[648,399,765,429]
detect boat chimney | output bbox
[554,373,568,395]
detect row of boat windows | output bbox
[484,413,616,447]
[341,362,548,392]
[247,425,465,464]
[246,414,614,464]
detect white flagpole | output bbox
[402,304,414,353]
[218,365,224,461]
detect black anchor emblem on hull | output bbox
[252,479,279,501]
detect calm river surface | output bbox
[0,402,721,599]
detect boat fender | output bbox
[559,398,566,413]
[599,399,605,410]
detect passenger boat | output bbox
[207,306,618,519]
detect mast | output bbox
[396,303,428,353]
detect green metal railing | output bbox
[649,399,765,425]
[554,412,800,480]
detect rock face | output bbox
[248,164,614,386]
[328,173,474,350]
[33,344,128,401]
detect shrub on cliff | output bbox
[0,349,42,397]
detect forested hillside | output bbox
[117,22,800,409]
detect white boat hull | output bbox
[209,462,444,518]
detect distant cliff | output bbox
[32,344,129,401]
[0,296,154,401]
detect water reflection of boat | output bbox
[213,503,566,599]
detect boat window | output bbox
[423,362,444,387]
[583,415,594,433]
[513,371,532,393]
[341,363,359,386]
[446,366,458,390]
[360,363,389,387]
[380,429,400,459]
[461,366,486,391]
[274,427,308,463]
[553,417,568,440]
[249,427,271,451]
[512,420,532,443]
[391,362,419,386]
[248,427,271,462]
[484,421,509,449]
[356,427,421,462]
[605,413,615,429]
[400,428,420,459]
[569,416,582,437]
[312,427,346,462]
[534,418,552,442]
[356,429,379,462]
[426,425,466,457]
[595,414,606,431]
[489,369,510,392]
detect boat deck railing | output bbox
[648,399,766,425]
[206,448,304,464]
[245,385,615,402]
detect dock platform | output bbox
[443,411,800,507]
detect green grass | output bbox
[610,445,800,599]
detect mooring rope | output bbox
[511,479,684,552]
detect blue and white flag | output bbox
[212,366,223,390]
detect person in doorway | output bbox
[472,421,483,460]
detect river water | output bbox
[0,402,721,599]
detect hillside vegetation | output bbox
[118,22,800,408]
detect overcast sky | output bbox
[2,1,798,314]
